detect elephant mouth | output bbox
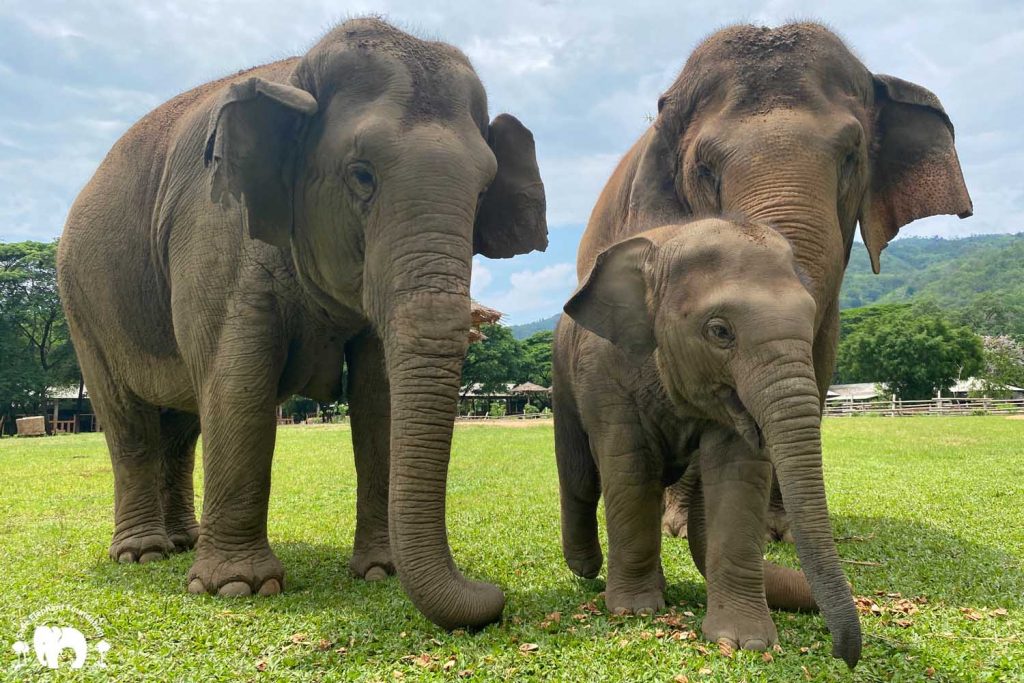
[720,387,763,452]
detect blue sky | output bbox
[2,1,1021,324]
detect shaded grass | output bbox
[0,417,1022,681]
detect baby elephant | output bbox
[552,218,860,662]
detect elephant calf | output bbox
[553,217,859,665]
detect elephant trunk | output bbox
[369,205,504,630]
[738,354,861,668]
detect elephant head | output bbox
[566,218,859,666]
[620,23,971,340]
[203,18,547,629]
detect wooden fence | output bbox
[823,397,1024,417]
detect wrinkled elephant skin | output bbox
[555,218,857,664]
[58,18,547,630]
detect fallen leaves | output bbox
[539,611,561,629]
[518,643,539,654]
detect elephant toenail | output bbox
[258,579,282,596]
[218,581,253,597]
[117,551,136,564]
[139,551,164,564]
[744,638,767,650]
[364,566,388,581]
[187,578,206,594]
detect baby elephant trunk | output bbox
[740,353,862,668]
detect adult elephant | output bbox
[58,18,546,630]
[574,23,971,540]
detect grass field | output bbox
[0,417,1022,681]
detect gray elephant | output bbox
[555,217,846,661]
[575,23,972,544]
[57,18,546,630]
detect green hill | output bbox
[841,234,1024,336]
[504,234,1024,339]
[509,314,561,340]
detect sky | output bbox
[1,1,1021,325]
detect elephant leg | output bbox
[81,356,173,564]
[662,464,699,537]
[159,409,201,552]
[696,429,778,651]
[554,384,602,579]
[187,337,283,597]
[766,473,794,542]
[686,465,816,612]
[597,422,665,615]
[345,331,395,581]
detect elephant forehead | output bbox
[304,18,487,130]
[669,23,870,115]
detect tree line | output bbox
[1,241,81,431]
[3,239,1024,433]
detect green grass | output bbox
[1,417,1022,681]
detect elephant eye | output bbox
[838,150,859,193]
[345,161,377,202]
[704,318,735,348]
[693,161,722,211]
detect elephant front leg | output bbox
[598,424,665,615]
[697,429,778,651]
[345,331,395,581]
[187,353,283,597]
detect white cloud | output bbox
[1,0,1020,261]
[471,257,493,297]
[482,262,578,323]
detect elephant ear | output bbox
[860,74,972,273]
[473,114,548,258]
[564,236,655,365]
[626,124,689,229]
[204,77,318,249]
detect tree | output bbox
[461,323,524,396]
[837,305,983,400]
[977,335,1024,397]
[520,330,553,387]
[0,241,80,428]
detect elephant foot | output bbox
[565,549,603,580]
[605,587,666,616]
[166,522,200,553]
[349,546,395,581]
[661,504,688,538]
[186,542,284,597]
[606,567,666,615]
[766,507,794,543]
[110,530,174,564]
[701,605,779,651]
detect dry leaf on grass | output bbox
[255,660,268,672]
[673,675,690,683]
[717,640,734,658]
[762,651,774,663]
[925,666,936,678]
[518,643,539,654]
[961,607,984,622]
